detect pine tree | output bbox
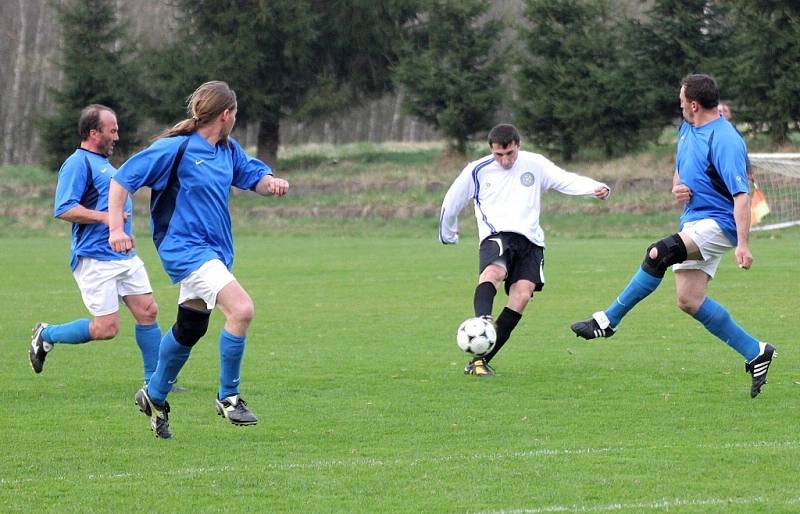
[393,0,505,155]
[516,0,650,161]
[725,3,800,145]
[626,0,731,131]
[139,0,417,167]
[39,0,141,170]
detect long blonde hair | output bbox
[156,81,237,141]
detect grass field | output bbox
[1,229,798,513]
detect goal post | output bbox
[748,153,800,231]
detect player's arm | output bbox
[230,138,289,197]
[733,192,752,269]
[108,180,133,252]
[255,174,289,197]
[672,170,692,204]
[57,204,127,225]
[540,157,610,199]
[439,167,474,244]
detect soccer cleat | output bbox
[215,394,258,426]
[745,342,776,398]
[480,315,497,330]
[29,322,51,374]
[571,311,616,340]
[135,387,172,439]
[464,357,495,377]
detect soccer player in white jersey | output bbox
[439,123,610,377]
[29,105,162,386]
[108,81,289,438]
[571,74,776,398]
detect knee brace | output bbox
[641,234,687,278]
[171,306,210,347]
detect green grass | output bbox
[1,231,798,513]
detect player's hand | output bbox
[267,176,289,196]
[109,228,134,254]
[594,186,610,200]
[735,245,753,269]
[672,183,692,204]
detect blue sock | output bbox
[42,319,92,344]
[693,297,760,360]
[605,268,663,327]
[135,323,162,383]
[218,329,246,400]
[147,329,192,403]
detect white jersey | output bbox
[438,150,609,246]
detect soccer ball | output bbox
[456,317,497,356]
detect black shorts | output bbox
[479,232,545,295]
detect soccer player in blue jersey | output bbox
[108,81,289,438]
[571,74,776,398]
[29,105,162,386]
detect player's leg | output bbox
[469,236,543,373]
[570,231,696,339]
[29,258,121,373]
[138,299,209,439]
[474,235,509,318]
[213,280,258,425]
[123,293,160,384]
[481,280,531,364]
[672,223,774,397]
[119,258,161,384]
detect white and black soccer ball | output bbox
[456,317,497,356]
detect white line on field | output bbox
[1,440,798,486]
[479,495,800,513]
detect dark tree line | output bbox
[40,0,800,169]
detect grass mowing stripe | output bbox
[483,495,800,513]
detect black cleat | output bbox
[29,322,51,374]
[135,387,172,439]
[745,342,776,398]
[215,394,258,426]
[464,357,495,377]
[571,312,616,340]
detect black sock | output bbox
[484,307,522,363]
[473,282,497,317]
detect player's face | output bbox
[93,110,119,156]
[679,86,697,125]
[491,142,519,170]
[220,107,237,139]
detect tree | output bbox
[625,0,731,131]
[39,0,142,170]
[516,0,651,161]
[724,2,800,145]
[139,0,418,167]
[393,0,505,155]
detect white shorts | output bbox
[672,219,734,278]
[178,259,236,310]
[72,256,153,316]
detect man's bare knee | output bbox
[128,296,158,325]
[676,295,701,315]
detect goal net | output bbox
[748,153,800,231]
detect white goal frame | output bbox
[748,153,800,231]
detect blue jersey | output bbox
[54,148,135,270]
[675,118,749,245]
[114,133,270,283]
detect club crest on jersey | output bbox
[520,172,535,187]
